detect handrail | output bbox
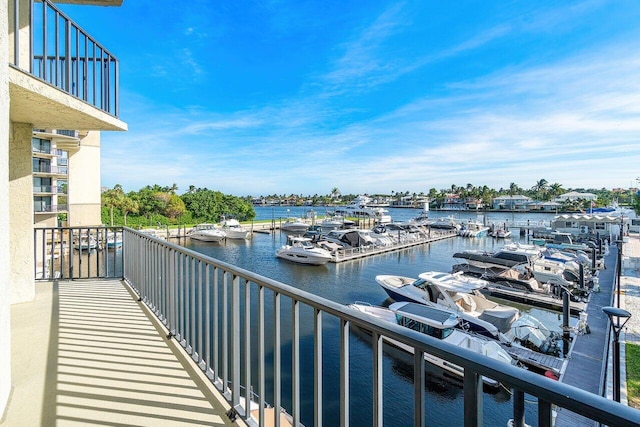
[121,227,639,427]
[34,226,123,279]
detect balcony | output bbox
[33,164,68,175]
[33,184,54,194]
[34,203,67,213]
[5,279,234,426]
[17,227,638,427]
[8,0,127,131]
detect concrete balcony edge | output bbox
[9,67,127,132]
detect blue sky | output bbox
[60,1,640,196]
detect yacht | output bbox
[280,218,309,233]
[275,236,333,265]
[318,215,355,230]
[335,195,392,224]
[349,301,515,388]
[188,224,226,242]
[220,217,251,239]
[375,271,560,355]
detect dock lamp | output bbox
[602,306,631,402]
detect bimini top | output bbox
[417,271,488,293]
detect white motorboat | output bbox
[375,271,561,355]
[220,217,251,239]
[276,236,333,265]
[280,218,309,233]
[492,228,512,239]
[376,271,516,338]
[335,195,392,224]
[188,224,226,242]
[74,236,99,251]
[319,215,355,230]
[458,220,490,237]
[349,301,516,387]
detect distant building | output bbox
[443,193,465,210]
[491,195,532,210]
[32,129,103,227]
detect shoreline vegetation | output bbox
[98,182,640,228]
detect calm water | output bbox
[182,207,571,427]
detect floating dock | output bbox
[501,344,566,377]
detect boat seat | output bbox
[457,294,476,312]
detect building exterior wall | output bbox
[9,122,35,304]
[1,0,12,417]
[68,131,102,226]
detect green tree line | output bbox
[101,184,255,227]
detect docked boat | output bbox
[106,234,123,250]
[492,228,512,239]
[377,272,517,337]
[188,224,226,242]
[280,218,309,233]
[275,236,333,265]
[220,217,251,239]
[426,216,460,230]
[375,271,561,355]
[458,220,490,237]
[319,215,355,230]
[335,195,392,224]
[452,243,543,270]
[349,301,516,387]
[74,236,99,251]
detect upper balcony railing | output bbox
[33,164,68,175]
[34,203,67,213]
[10,0,119,117]
[32,227,640,426]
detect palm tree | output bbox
[548,183,564,201]
[532,179,549,201]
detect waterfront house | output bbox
[491,195,532,210]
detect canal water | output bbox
[182,207,573,427]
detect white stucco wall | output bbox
[9,123,35,304]
[68,131,102,226]
[1,0,13,418]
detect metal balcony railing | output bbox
[33,184,53,193]
[10,0,119,117]
[113,228,637,427]
[32,164,68,175]
[55,129,78,137]
[34,204,67,213]
[34,226,124,280]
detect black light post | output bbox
[602,306,631,402]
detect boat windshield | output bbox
[396,315,454,339]
[411,278,427,288]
